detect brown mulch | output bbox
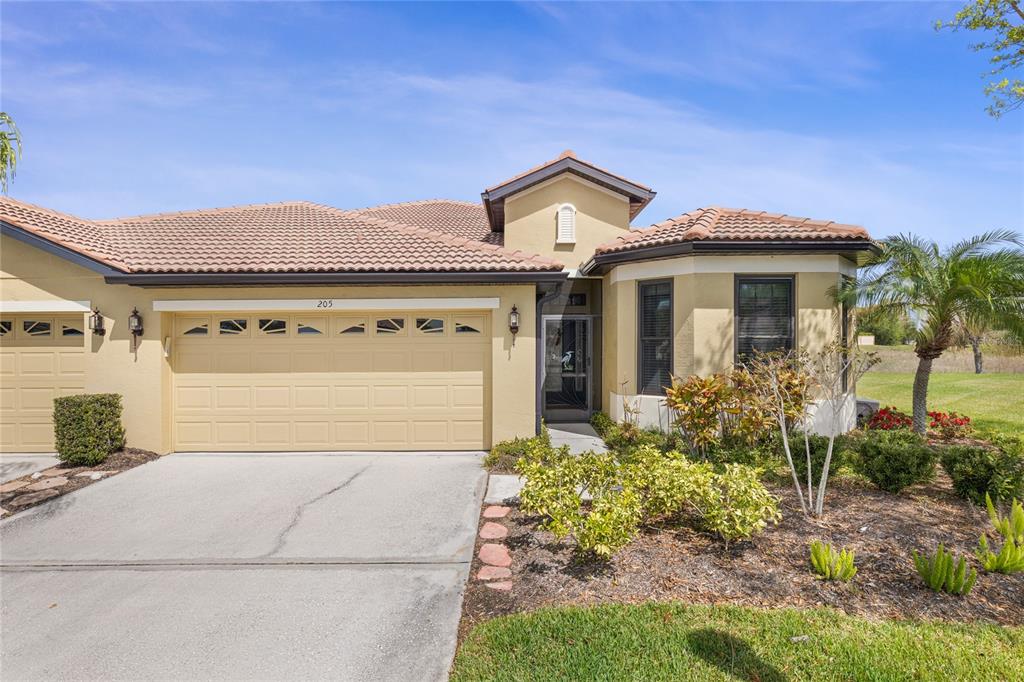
[461,473,1024,640]
[0,448,162,517]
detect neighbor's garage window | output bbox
[638,280,672,395]
[735,276,795,363]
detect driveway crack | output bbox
[261,465,370,557]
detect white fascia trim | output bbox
[508,172,630,204]
[0,300,91,313]
[610,254,855,284]
[152,298,501,312]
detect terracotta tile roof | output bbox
[0,197,563,274]
[485,150,652,193]
[350,199,500,244]
[595,206,873,255]
[0,198,129,271]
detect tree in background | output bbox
[1,113,22,194]
[937,0,1024,117]
[855,305,917,345]
[958,313,991,373]
[839,231,1024,434]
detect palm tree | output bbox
[840,231,1024,433]
[1,112,22,194]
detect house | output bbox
[0,151,874,453]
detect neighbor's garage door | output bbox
[171,311,490,451]
[0,315,86,452]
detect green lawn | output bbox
[858,372,1024,436]
[452,604,1023,681]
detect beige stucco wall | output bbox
[1,235,537,453]
[503,175,631,271]
[603,254,852,425]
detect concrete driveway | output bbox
[0,452,486,681]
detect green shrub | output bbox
[484,423,554,471]
[856,430,936,493]
[589,411,615,438]
[706,441,777,470]
[516,444,780,558]
[603,424,665,455]
[53,393,126,466]
[693,463,781,545]
[940,441,1024,504]
[912,544,978,596]
[810,540,857,581]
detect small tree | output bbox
[0,112,22,194]
[937,0,1024,117]
[803,342,879,516]
[748,352,814,516]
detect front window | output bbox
[638,280,672,395]
[735,276,795,363]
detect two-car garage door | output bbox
[171,310,490,451]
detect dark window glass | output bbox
[638,281,672,395]
[416,318,444,334]
[567,293,587,307]
[735,278,794,362]
[259,318,287,335]
[219,319,247,335]
[0,320,11,336]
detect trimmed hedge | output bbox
[855,429,936,493]
[941,437,1024,504]
[53,393,126,466]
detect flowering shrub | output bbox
[867,406,912,431]
[928,411,973,440]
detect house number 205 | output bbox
[316,300,334,308]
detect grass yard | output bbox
[858,372,1024,436]
[452,604,1023,682]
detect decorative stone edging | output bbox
[475,503,515,591]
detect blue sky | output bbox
[2,1,1021,244]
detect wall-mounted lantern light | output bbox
[89,308,105,336]
[509,305,520,336]
[128,307,144,336]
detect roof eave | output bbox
[103,269,569,287]
[580,239,879,276]
[1,221,128,276]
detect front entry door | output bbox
[542,316,591,422]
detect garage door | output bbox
[0,315,87,452]
[171,311,490,451]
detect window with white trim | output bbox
[556,203,576,244]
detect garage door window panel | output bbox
[61,321,85,337]
[0,320,11,337]
[296,317,326,336]
[178,317,211,337]
[334,317,367,336]
[375,317,406,336]
[218,318,248,336]
[21,320,52,338]
[258,318,288,336]
[416,317,446,335]
[455,315,485,335]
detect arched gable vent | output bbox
[556,203,576,244]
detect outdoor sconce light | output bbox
[88,308,105,336]
[509,305,520,336]
[128,307,144,337]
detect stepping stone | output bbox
[479,521,508,540]
[8,489,59,507]
[0,480,29,494]
[40,467,80,477]
[75,470,115,478]
[479,543,512,567]
[26,476,68,491]
[485,581,513,591]
[477,566,512,581]
[483,505,511,519]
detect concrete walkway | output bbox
[548,423,607,454]
[1,453,60,483]
[1,452,486,681]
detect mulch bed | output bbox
[0,448,162,517]
[461,472,1024,639]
